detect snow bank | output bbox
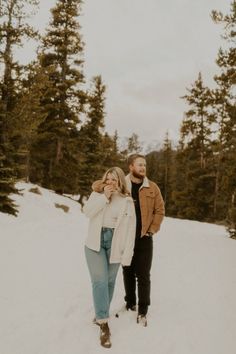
[0,183,235,354]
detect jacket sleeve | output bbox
[83,192,109,219]
[92,180,106,193]
[120,202,136,266]
[149,184,165,234]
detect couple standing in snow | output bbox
[83,154,165,348]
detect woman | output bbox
[83,167,136,348]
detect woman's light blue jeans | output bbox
[85,227,120,321]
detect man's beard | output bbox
[132,171,145,179]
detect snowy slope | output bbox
[0,182,235,354]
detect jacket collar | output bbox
[126,174,150,192]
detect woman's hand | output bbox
[104,185,114,199]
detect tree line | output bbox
[0,1,235,237]
[146,2,236,237]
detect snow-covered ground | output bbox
[0,182,235,354]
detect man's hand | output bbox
[92,180,106,193]
[144,232,153,237]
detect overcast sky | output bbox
[18,0,230,148]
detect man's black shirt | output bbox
[131,181,143,238]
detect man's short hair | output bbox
[127,153,146,166]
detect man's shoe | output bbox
[126,304,137,311]
[100,322,112,348]
[137,314,147,327]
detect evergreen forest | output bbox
[0,0,235,237]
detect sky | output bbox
[17,0,231,148]
[1,182,235,354]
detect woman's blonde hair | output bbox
[101,167,130,197]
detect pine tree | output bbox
[210,82,234,220]
[101,131,123,168]
[171,137,191,219]
[174,74,216,220]
[119,132,143,172]
[0,0,39,215]
[9,63,50,181]
[146,150,161,184]
[181,72,214,169]
[159,132,175,214]
[227,189,236,238]
[77,75,106,204]
[212,1,236,228]
[30,0,86,193]
[127,133,142,154]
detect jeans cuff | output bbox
[96,317,109,324]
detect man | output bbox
[92,153,165,326]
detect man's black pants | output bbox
[122,236,153,315]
